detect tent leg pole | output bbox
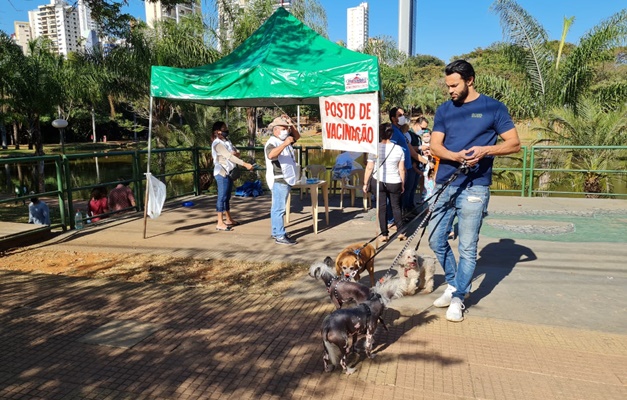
[143,96,154,239]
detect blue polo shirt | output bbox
[390,124,412,170]
[433,94,515,186]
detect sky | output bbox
[1,0,624,62]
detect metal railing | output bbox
[2,144,625,237]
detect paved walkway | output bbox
[1,194,626,399]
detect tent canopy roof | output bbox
[150,7,380,107]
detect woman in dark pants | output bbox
[363,123,407,242]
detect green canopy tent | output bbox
[144,7,381,237]
[149,7,380,106]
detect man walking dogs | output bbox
[428,60,521,322]
[264,115,301,245]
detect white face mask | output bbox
[278,129,289,140]
[398,115,408,126]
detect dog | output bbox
[335,242,376,287]
[309,257,370,309]
[396,249,436,295]
[321,291,391,375]
[374,250,436,297]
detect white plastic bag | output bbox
[146,173,167,219]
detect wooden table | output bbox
[286,179,329,234]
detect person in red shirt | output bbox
[88,187,109,222]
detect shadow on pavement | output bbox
[467,238,537,307]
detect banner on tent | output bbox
[319,92,379,154]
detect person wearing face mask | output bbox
[264,115,301,245]
[389,107,426,220]
[211,121,254,231]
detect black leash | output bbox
[349,162,470,281]
[378,162,469,278]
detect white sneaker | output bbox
[446,297,465,322]
[433,284,456,308]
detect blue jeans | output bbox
[215,175,233,212]
[271,181,291,238]
[428,184,490,300]
[402,167,417,210]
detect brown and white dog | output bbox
[309,257,370,309]
[335,243,376,287]
[394,249,436,295]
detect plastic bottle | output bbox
[75,210,84,230]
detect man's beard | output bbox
[452,84,469,105]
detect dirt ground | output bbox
[0,249,308,296]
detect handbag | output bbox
[228,166,241,180]
[220,163,241,180]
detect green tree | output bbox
[490,0,627,116]
[533,98,627,197]
[0,32,25,149]
[211,0,328,145]
[11,39,63,156]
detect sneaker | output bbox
[275,235,297,245]
[271,232,293,240]
[446,297,465,322]
[433,284,456,308]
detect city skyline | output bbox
[1,0,624,63]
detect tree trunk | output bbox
[537,149,552,197]
[31,118,46,193]
[12,121,19,150]
[108,94,116,119]
[1,124,7,149]
[246,107,256,161]
[92,106,97,143]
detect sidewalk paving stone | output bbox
[1,194,626,399]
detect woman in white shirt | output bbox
[211,121,253,231]
[363,123,407,242]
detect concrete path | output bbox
[1,193,626,399]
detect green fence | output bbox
[2,144,625,234]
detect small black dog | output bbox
[309,257,370,309]
[321,292,388,375]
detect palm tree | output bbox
[11,39,63,155]
[0,32,27,149]
[533,98,627,197]
[489,0,627,116]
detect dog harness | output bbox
[327,276,352,307]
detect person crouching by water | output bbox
[211,121,254,232]
[108,179,136,213]
[264,115,301,245]
[28,196,50,226]
[363,123,407,243]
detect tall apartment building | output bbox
[145,0,202,28]
[398,0,416,56]
[13,21,33,55]
[347,2,369,51]
[26,0,99,56]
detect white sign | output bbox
[319,92,379,155]
[344,72,369,92]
